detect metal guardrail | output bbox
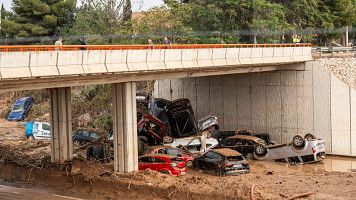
[312,46,356,57]
[0,43,312,52]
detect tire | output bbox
[137,140,146,156]
[186,161,193,168]
[86,146,94,160]
[93,145,106,160]
[304,133,316,140]
[292,135,305,148]
[193,161,200,169]
[163,136,173,144]
[254,144,267,156]
[160,170,170,175]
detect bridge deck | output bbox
[0,44,312,91]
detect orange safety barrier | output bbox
[0,43,312,52]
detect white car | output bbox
[165,136,219,154]
[254,134,326,164]
[32,122,51,140]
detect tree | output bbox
[69,0,133,43]
[2,0,76,38]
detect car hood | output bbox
[8,111,23,120]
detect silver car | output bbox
[254,134,326,164]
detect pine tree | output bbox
[2,0,76,38]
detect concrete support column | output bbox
[49,87,72,163]
[112,82,138,172]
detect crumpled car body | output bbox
[149,98,219,138]
[137,113,172,145]
[166,136,219,155]
[193,148,250,176]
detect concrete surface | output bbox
[49,87,73,163]
[112,82,138,172]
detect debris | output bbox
[266,170,274,175]
[250,184,257,200]
[287,192,315,200]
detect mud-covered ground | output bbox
[1,119,356,200]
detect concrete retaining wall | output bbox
[153,60,356,156]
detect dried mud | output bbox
[1,120,356,199]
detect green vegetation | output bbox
[0,0,355,44]
[1,0,76,39]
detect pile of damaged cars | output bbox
[85,97,326,176]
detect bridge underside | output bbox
[0,63,305,92]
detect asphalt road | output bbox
[0,182,84,200]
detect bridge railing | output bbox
[0,43,312,52]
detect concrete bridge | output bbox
[0,44,313,173]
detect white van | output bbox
[32,122,51,140]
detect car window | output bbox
[81,130,89,137]
[153,158,166,163]
[42,124,50,131]
[228,156,244,161]
[187,145,199,152]
[12,104,24,112]
[204,151,222,160]
[139,157,153,163]
[157,148,167,154]
[166,148,181,156]
[90,132,99,138]
[221,139,236,146]
[236,139,245,145]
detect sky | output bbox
[1,0,164,12]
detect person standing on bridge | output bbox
[55,37,63,51]
[148,39,154,49]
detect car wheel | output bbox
[73,140,80,146]
[163,136,173,144]
[160,170,170,175]
[292,135,305,148]
[254,144,267,156]
[304,133,316,140]
[186,161,193,168]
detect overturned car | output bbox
[254,134,326,164]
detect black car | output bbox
[73,129,101,144]
[218,135,267,159]
[193,148,250,176]
[149,98,198,138]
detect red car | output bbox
[148,146,194,167]
[138,154,187,176]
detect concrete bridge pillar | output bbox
[49,87,73,163]
[112,82,138,172]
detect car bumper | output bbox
[224,168,250,176]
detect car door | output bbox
[234,139,246,153]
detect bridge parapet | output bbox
[0,44,312,80]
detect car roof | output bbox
[211,148,242,157]
[15,97,31,103]
[227,135,263,143]
[140,153,176,159]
